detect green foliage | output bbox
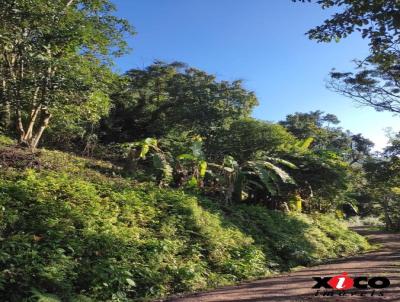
[283,150,351,212]
[296,137,314,150]
[32,289,62,302]
[295,0,399,46]
[202,201,370,270]
[363,155,400,230]
[0,135,14,146]
[297,0,400,114]
[207,155,297,204]
[0,0,388,299]
[100,62,258,143]
[44,90,113,152]
[176,136,208,188]
[245,160,296,196]
[120,138,173,185]
[0,147,371,301]
[0,0,134,149]
[279,111,354,153]
[0,169,264,301]
[139,138,158,159]
[207,118,295,162]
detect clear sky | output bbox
[111,0,399,150]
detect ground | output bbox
[166,227,400,302]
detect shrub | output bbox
[0,147,371,301]
[0,169,266,301]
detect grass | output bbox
[0,137,371,301]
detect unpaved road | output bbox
[168,227,400,302]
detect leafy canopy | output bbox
[100,61,258,143]
[0,0,134,149]
[296,0,400,114]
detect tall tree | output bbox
[0,0,133,150]
[279,111,350,151]
[296,0,400,114]
[364,154,400,230]
[348,133,374,165]
[280,111,374,165]
[100,61,258,143]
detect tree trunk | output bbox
[0,77,10,132]
[16,108,26,144]
[30,109,51,151]
[24,104,42,142]
[0,101,10,132]
[382,196,393,230]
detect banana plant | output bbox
[176,135,208,188]
[209,155,297,204]
[120,138,173,186]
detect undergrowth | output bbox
[0,140,371,301]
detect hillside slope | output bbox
[0,139,370,301]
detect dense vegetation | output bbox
[0,0,398,301]
[0,139,370,301]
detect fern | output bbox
[31,289,61,302]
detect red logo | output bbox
[327,272,354,290]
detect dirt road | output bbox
[168,227,400,302]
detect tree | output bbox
[280,110,328,139]
[296,0,400,114]
[280,148,352,212]
[384,131,400,157]
[328,63,400,114]
[279,111,351,152]
[0,0,134,150]
[206,118,295,163]
[100,62,258,143]
[348,133,374,165]
[279,111,375,165]
[364,156,400,230]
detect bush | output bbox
[0,169,267,301]
[0,135,14,146]
[0,147,371,301]
[203,202,370,270]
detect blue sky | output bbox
[112,0,399,150]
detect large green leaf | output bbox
[139,143,150,158]
[199,160,207,178]
[138,138,158,158]
[144,137,158,147]
[190,140,204,159]
[250,163,279,196]
[262,161,296,185]
[187,176,198,188]
[265,157,298,169]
